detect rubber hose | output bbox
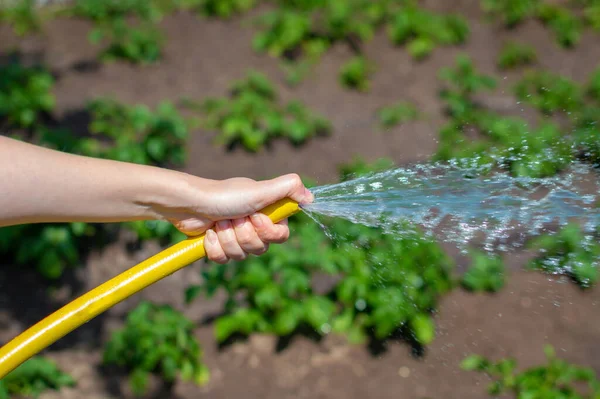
[0,198,300,379]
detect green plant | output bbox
[74,0,166,63]
[252,9,313,58]
[481,0,540,27]
[497,41,537,69]
[103,301,209,396]
[252,1,462,83]
[0,0,42,36]
[339,56,373,92]
[85,98,191,166]
[0,61,55,130]
[502,123,574,178]
[573,106,600,164]
[435,57,577,178]
[537,4,583,48]
[461,251,506,293]
[193,71,331,151]
[187,159,454,347]
[438,55,496,121]
[338,156,395,181]
[462,345,600,398]
[377,101,419,128]
[588,67,600,102]
[387,6,469,60]
[195,0,257,18]
[91,20,164,64]
[0,222,96,279]
[0,356,75,399]
[514,70,584,115]
[527,224,600,288]
[583,0,600,30]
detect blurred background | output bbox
[1,0,600,398]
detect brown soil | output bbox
[1,1,600,398]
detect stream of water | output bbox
[302,161,600,253]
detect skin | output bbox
[0,136,314,263]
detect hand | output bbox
[156,173,313,263]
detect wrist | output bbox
[133,165,215,220]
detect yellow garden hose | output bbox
[0,198,300,380]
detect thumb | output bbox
[255,173,314,210]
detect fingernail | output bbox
[206,229,217,244]
[303,188,314,203]
[216,220,229,230]
[251,213,263,227]
[232,218,245,228]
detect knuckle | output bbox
[254,244,269,255]
[288,173,302,187]
[229,251,247,261]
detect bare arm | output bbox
[0,135,313,262]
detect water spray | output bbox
[1,161,599,379]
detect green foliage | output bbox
[482,0,586,48]
[253,1,467,83]
[0,222,95,279]
[462,345,600,398]
[85,98,190,166]
[0,61,55,130]
[514,70,583,115]
[461,251,506,293]
[195,0,257,18]
[339,56,373,92]
[194,71,331,151]
[187,159,454,347]
[481,0,540,27]
[583,0,600,30]
[0,0,42,36]
[74,0,166,63]
[0,356,75,399]
[377,101,419,128]
[573,106,600,164]
[91,20,164,64]
[103,301,209,396]
[537,4,583,48]
[438,55,496,121]
[387,6,470,60]
[252,9,313,58]
[338,156,395,181]
[435,56,578,178]
[527,224,600,289]
[588,67,600,102]
[497,41,537,69]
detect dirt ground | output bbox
[1,1,600,398]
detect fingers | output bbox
[215,220,247,261]
[256,173,314,209]
[204,229,228,264]
[232,217,268,255]
[203,214,291,263]
[250,213,290,244]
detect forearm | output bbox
[0,136,203,227]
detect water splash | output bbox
[302,161,600,252]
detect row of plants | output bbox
[463,345,600,398]
[3,0,600,91]
[482,0,600,48]
[1,0,470,86]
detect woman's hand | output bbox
[156,173,314,263]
